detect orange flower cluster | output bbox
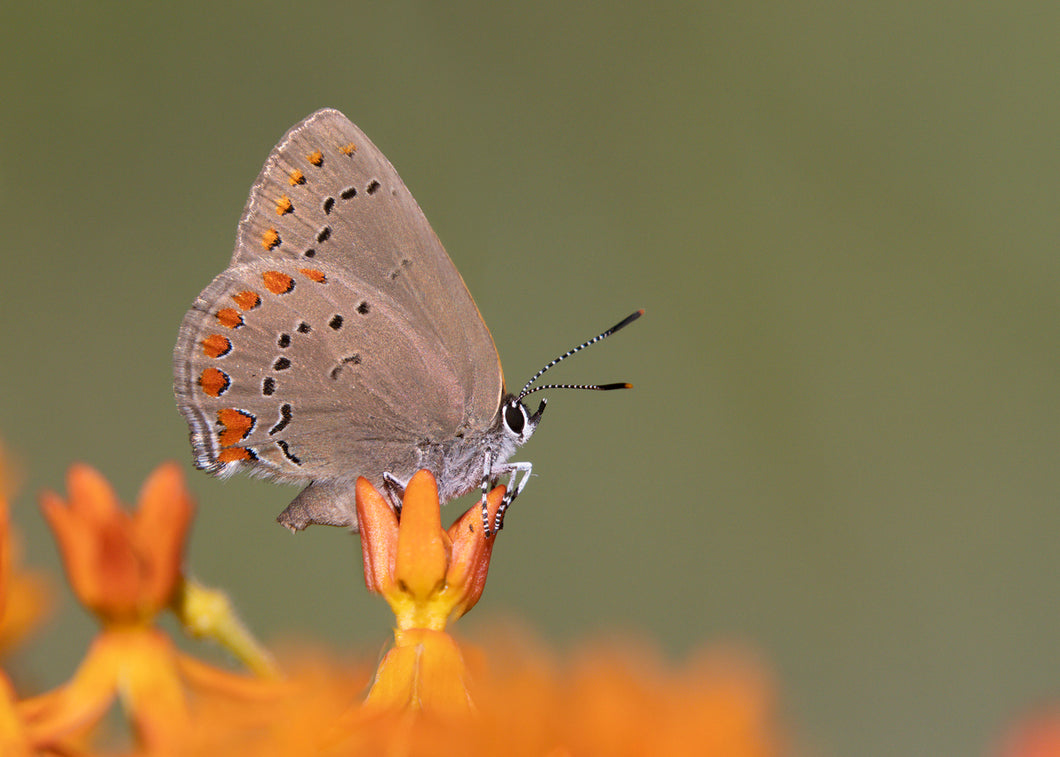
[0,450,786,756]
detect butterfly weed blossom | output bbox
[14,463,284,754]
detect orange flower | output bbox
[357,470,504,630]
[20,463,281,754]
[352,470,506,718]
[997,706,1060,757]
[39,463,192,623]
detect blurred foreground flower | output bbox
[998,706,1060,757]
[17,463,280,754]
[1,456,788,756]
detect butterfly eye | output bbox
[504,402,525,436]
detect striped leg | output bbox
[479,451,494,536]
[480,456,534,537]
[489,461,533,536]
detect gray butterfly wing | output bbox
[231,109,501,422]
[174,256,468,483]
[173,109,503,523]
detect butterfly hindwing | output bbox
[174,257,469,484]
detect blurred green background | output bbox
[2,2,1057,754]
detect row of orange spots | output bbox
[200,282,266,399]
[262,267,328,293]
[203,151,332,455]
[199,264,325,460]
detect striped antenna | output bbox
[517,310,643,400]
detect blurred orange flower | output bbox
[39,463,191,623]
[19,463,280,755]
[1,457,789,756]
[998,706,1060,757]
[312,631,782,757]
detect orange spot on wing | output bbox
[275,195,293,215]
[288,169,305,185]
[199,367,230,397]
[217,408,255,445]
[261,228,281,250]
[307,150,323,166]
[340,142,357,155]
[232,291,261,310]
[218,447,254,463]
[299,268,326,283]
[201,334,232,358]
[216,308,243,329]
[263,270,294,294]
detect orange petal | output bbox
[117,631,191,751]
[0,493,10,618]
[66,464,121,526]
[365,629,472,716]
[176,652,288,700]
[393,471,448,601]
[39,489,104,608]
[445,485,506,621]
[355,477,399,595]
[133,462,194,608]
[18,633,121,743]
[0,570,51,654]
[0,674,30,757]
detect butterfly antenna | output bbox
[517,310,643,400]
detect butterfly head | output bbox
[500,394,547,447]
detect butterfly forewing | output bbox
[232,109,501,421]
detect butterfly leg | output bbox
[479,451,494,537]
[382,472,407,516]
[490,461,533,535]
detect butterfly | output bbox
[174,109,639,535]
